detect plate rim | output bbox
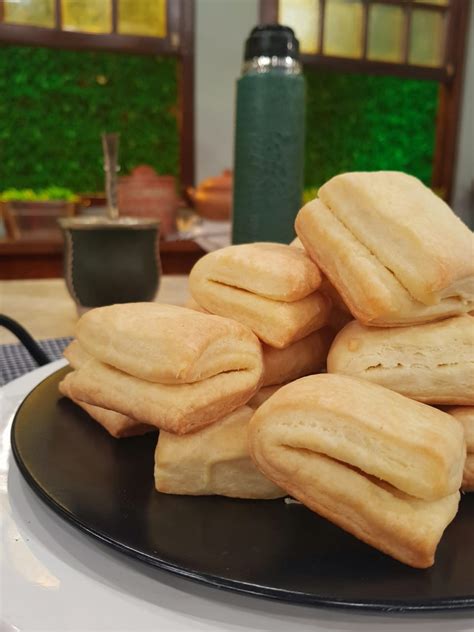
[10,367,474,614]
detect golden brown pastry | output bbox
[155,406,284,499]
[447,406,474,491]
[292,235,350,314]
[68,303,263,434]
[58,373,154,438]
[247,385,282,409]
[63,340,92,369]
[289,236,304,249]
[296,172,473,326]
[327,308,353,334]
[248,374,465,568]
[189,243,331,348]
[463,456,474,492]
[319,276,350,314]
[76,302,262,385]
[62,352,262,435]
[327,315,474,405]
[291,235,351,330]
[261,328,332,387]
[184,296,208,313]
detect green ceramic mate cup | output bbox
[59,216,161,314]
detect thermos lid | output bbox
[244,25,300,61]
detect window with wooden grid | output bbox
[0,0,195,188]
[260,0,470,204]
[276,0,456,80]
[0,0,176,54]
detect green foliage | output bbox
[0,45,179,192]
[0,46,438,194]
[303,186,319,204]
[0,187,79,201]
[304,68,438,188]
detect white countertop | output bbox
[2,362,474,631]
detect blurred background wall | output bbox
[195,0,258,184]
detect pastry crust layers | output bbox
[448,406,474,491]
[295,172,474,326]
[327,315,474,405]
[76,302,263,385]
[261,328,333,386]
[189,243,331,348]
[248,374,465,568]
[155,406,284,499]
[59,373,154,438]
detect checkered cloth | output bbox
[1,336,73,385]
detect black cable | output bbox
[0,314,50,366]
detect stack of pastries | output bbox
[61,170,473,569]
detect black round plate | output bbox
[11,368,474,612]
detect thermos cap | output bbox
[244,25,300,61]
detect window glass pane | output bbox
[118,0,166,38]
[4,0,55,28]
[367,4,404,63]
[324,0,363,59]
[409,9,445,67]
[279,0,319,54]
[61,0,111,34]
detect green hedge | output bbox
[304,68,438,188]
[0,45,179,192]
[0,46,438,193]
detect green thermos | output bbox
[232,25,305,244]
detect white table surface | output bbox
[2,362,474,632]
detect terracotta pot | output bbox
[118,165,178,237]
[187,169,232,221]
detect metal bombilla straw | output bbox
[102,132,120,220]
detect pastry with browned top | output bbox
[261,327,333,386]
[448,406,474,491]
[155,406,284,499]
[248,374,465,568]
[327,315,474,405]
[65,303,263,434]
[296,172,473,326]
[189,243,331,348]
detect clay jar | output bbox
[187,169,233,221]
[118,165,178,237]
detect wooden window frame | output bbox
[0,0,195,190]
[260,0,471,202]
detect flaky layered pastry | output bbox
[155,406,284,499]
[248,385,281,409]
[463,456,474,492]
[184,296,208,313]
[448,406,474,491]
[248,374,465,568]
[68,303,263,433]
[62,341,154,437]
[261,328,333,387]
[59,373,154,438]
[63,339,92,369]
[327,315,474,405]
[291,236,351,331]
[76,302,262,385]
[189,243,331,348]
[296,172,474,326]
[291,236,349,311]
[62,352,262,435]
